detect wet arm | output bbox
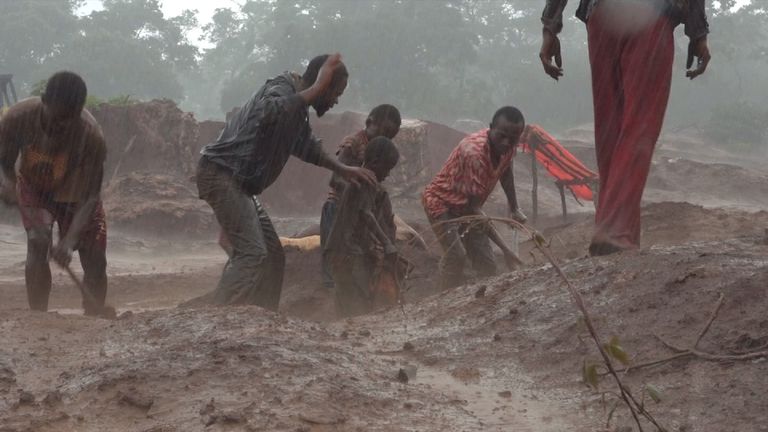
[0,117,21,185]
[541,0,568,35]
[500,166,520,212]
[328,140,358,192]
[363,209,397,255]
[685,0,709,41]
[59,145,105,251]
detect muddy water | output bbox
[415,364,568,431]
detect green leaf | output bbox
[582,362,599,389]
[603,337,631,366]
[645,384,662,403]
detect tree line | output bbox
[1,0,765,149]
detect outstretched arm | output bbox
[540,0,568,80]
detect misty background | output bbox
[1,0,765,154]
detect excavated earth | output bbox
[1,102,767,431]
[1,203,767,432]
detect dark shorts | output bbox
[16,176,107,252]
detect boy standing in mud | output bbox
[320,104,402,289]
[196,53,375,310]
[0,71,109,315]
[325,137,402,317]
[422,106,528,290]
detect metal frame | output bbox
[0,74,18,109]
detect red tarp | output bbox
[519,125,598,201]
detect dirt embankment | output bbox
[1,229,767,431]
[1,102,767,431]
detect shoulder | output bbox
[456,130,487,158]
[2,97,41,126]
[262,73,298,97]
[81,109,107,156]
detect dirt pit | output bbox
[1,202,768,431]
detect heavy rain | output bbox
[1,1,766,431]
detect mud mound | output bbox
[353,236,768,431]
[104,173,214,236]
[645,157,768,210]
[185,226,440,322]
[522,202,768,261]
[0,308,474,432]
[92,100,200,181]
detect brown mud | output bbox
[1,101,767,431]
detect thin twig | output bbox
[442,215,664,431]
[695,292,725,348]
[613,295,768,373]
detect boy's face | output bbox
[366,118,399,140]
[365,160,393,182]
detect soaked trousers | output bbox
[587,5,675,249]
[319,199,337,289]
[196,157,285,310]
[331,254,374,318]
[427,211,496,290]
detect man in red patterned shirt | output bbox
[423,106,527,289]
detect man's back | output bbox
[200,72,319,196]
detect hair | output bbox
[41,71,87,112]
[364,136,399,170]
[491,106,525,127]
[368,104,401,128]
[302,54,349,87]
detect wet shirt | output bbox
[325,181,395,257]
[422,128,515,219]
[200,72,326,196]
[327,129,368,203]
[542,0,709,40]
[0,98,106,203]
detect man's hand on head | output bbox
[540,29,563,81]
[686,36,710,80]
[314,53,343,93]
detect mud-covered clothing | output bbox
[17,175,108,313]
[196,157,285,309]
[17,175,107,252]
[199,72,327,196]
[0,97,106,203]
[319,199,337,288]
[542,0,709,40]
[325,181,397,317]
[320,129,369,288]
[422,128,515,220]
[426,209,496,290]
[0,97,108,313]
